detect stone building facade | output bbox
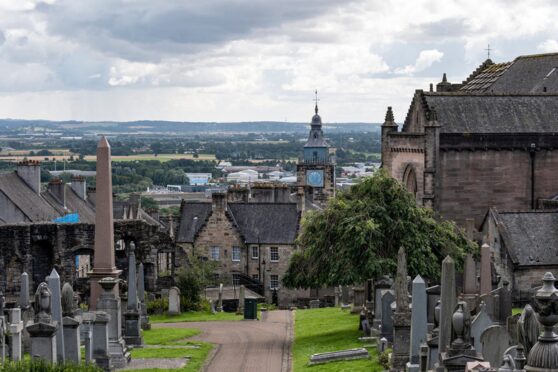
[382,53,558,230]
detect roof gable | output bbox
[176,201,213,243]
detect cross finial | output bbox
[485,44,491,59]
[314,89,319,114]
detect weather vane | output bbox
[314,89,319,114]
[485,44,491,59]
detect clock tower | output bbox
[296,94,335,209]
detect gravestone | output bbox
[334,286,340,307]
[480,244,491,295]
[480,285,512,325]
[61,283,81,363]
[373,276,392,329]
[96,277,130,368]
[470,301,494,354]
[352,286,366,314]
[0,299,5,363]
[168,287,181,315]
[517,304,540,356]
[309,300,320,309]
[237,285,246,314]
[437,256,456,363]
[392,247,411,369]
[80,312,95,363]
[407,275,427,372]
[462,254,478,312]
[378,337,388,353]
[47,269,65,362]
[480,325,511,367]
[138,263,150,330]
[124,245,143,346]
[8,308,23,361]
[27,282,58,363]
[309,348,369,364]
[426,285,441,325]
[19,272,31,353]
[380,290,395,342]
[427,300,441,369]
[341,285,350,306]
[92,311,111,371]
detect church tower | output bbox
[296,93,335,208]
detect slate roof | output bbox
[228,203,299,244]
[176,201,299,244]
[460,53,558,93]
[176,202,213,243]
[0,172,59,222]
[491,210,558,266]
[423,94,558,134]
[42,185,96,223]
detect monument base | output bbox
[89,269,122,311]
[109,337,131,368]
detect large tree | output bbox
[283,170,475,288]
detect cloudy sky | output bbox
[0,0,556,123]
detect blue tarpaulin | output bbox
[54,213,80,223]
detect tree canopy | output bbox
[283,170,475,288]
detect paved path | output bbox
[153,310,293,372]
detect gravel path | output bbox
[153,310,293,372]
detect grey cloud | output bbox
[418,18,471,39]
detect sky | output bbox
[0,0,556,123]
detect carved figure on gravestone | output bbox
[517,304,540,355]
[62,283,75,317]
[450,301,472,349]
[395,247,409,312]
[34,282,52,323]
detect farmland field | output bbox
[0,153,216,162]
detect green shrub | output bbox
[175,259,218,311]
[378,351,390,369]
[147,297,168,315]
[0,359,101,371]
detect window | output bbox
[232,274,240,286]
[270,274,279,290]
[251,246,259,260]
[210,246,220,261]
[252,274,259,281]
[270,247,279,262]
[232,246,241,262]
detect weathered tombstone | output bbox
[124,244,143,346]
[341,285,350,306]
[407,275,427,372]
[439,301,483,370]
[309,300,320,309]
[480,325,511,367]
[92,311,111,370]
[426,285,441,325]
[380,290,395,342]
[470,301,494,354]
[392,247,411,369]
[462,253,478,311]
[168,287,181,315]
[479,244,491,295]
[373,276,392,329]
[7,308,23,361]
[437,256,456,363]
[517,304,540,356]
[524,272,558,371]
[61,283,81,363]
[365,279,374,310]
[19,273,30,309]
[96,277,130,368]
[378,337,388,353]
[47,269,65,362]
[309,348,369,364]
[26,282,58,362]
[217,283,223,312]
[352,286,366,314]
[80,312,95,363]
[137,263,150,330]
[237,285,246,315]
[507,313,520,346]
[427,300,440,369]
[334,286,340,307]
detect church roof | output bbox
[176,201,213,243]
[423,93,558,134]
[485,209,558,267]
[460,53,558,93]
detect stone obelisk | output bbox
[90,136,121,310]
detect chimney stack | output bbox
[48,177,66,208]
[211,191,227,212]
[16,160,41,194]
[70,175,87,200]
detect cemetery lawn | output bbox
[293,308,383,372]
[150,311,242,323]
[125,328,213,372]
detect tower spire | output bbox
[314,89,319,114]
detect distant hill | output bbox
[0,119,380,135]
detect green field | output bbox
[293,308,382,372]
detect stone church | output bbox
[382,53,558,230]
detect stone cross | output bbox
[480,244,491,295]
[90,136,122,310]
[8,308,24,361]
[437,256,456,357]
[61,283,81,364]
[407,275,427,372]
[47,269,65,362]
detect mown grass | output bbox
[293,308,382,372]
[150,311,242,323]
[124,328,213,372]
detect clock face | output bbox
[306,169,324,187]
